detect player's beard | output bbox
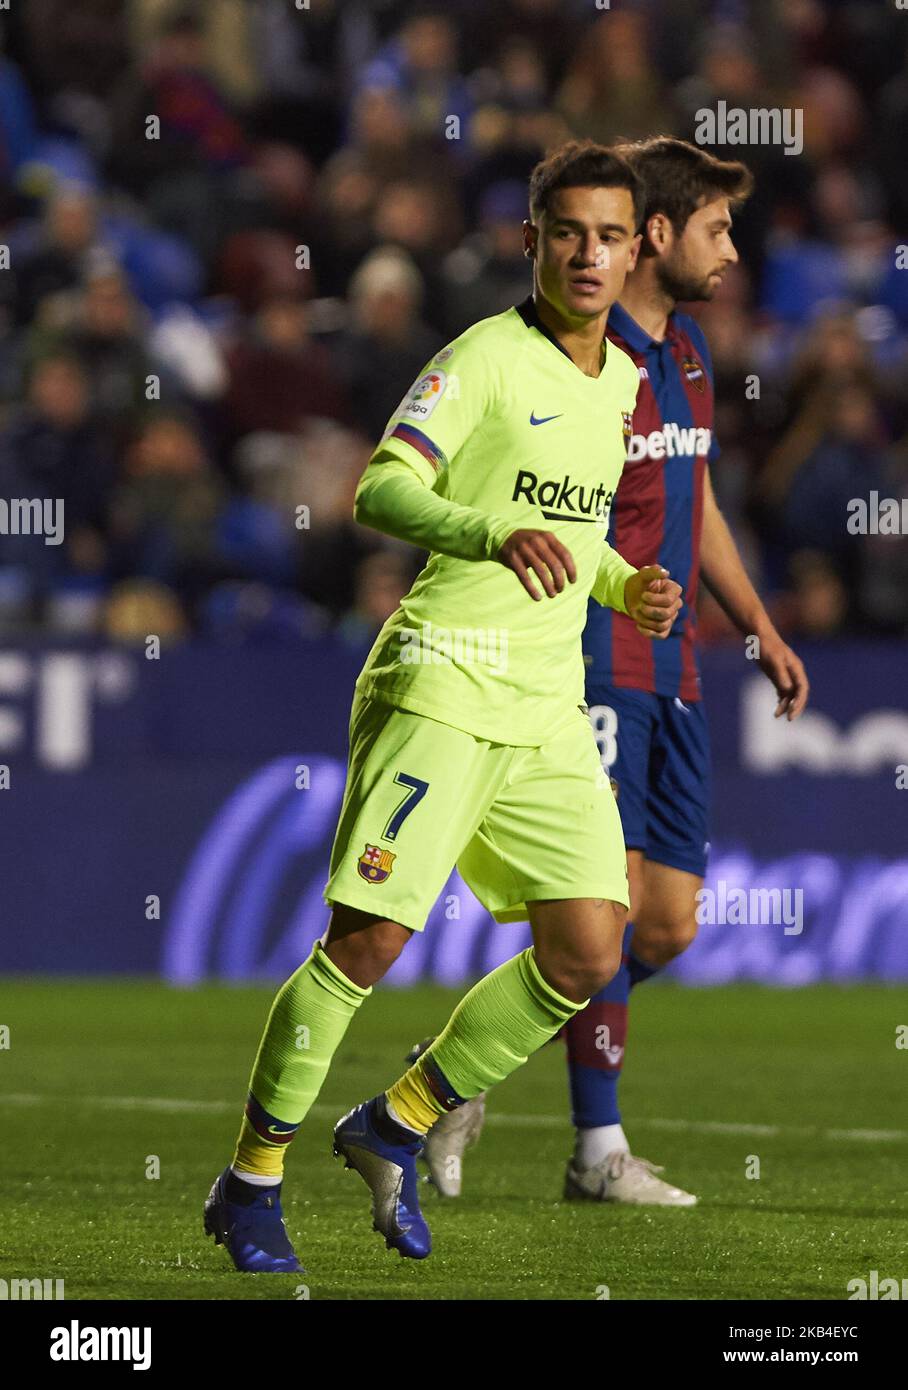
[655,256,716,304]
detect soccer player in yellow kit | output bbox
[204,141,683,1270]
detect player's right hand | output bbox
[497,529,577,600]
[624,565,683,637]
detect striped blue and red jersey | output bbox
[583,302,719,702]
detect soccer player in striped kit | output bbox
[424,138,810,1206]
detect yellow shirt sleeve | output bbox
[590,541,636,613]
[354,450,514,563]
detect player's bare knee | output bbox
[560,951,621,1001]
[537,941,622,1002]
[581,901,627,993]
[585,950,622,996]
[667,913,698,957]
[324,913,410,987]
[361,926,408,977]
[635,913,698,967]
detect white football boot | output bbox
[424,1093,487,1197]
[405,1037,486,1197]
[564,1149,698,1206]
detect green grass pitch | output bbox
[2,978,906,1301]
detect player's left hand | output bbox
[624,566,683,639]
[756,632,810,720]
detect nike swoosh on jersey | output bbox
[529,411,564,425]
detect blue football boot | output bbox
[204,1168,303,1273]
[333,1097,431,1259]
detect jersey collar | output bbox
[608,300,679,353]
[515,294,607,368]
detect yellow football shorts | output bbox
[323,691,629,930]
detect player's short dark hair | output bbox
[528,140,645,231]
[613,136,753,240]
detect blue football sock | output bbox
[564,924,632,1129]
[564,927,664,1129]
[627,949,659,988]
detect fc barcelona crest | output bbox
[621,410,633,446]
[357,843,396,884]
[681,356,705,392]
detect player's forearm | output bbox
[700,490,773,636]
[591,542,637,614]
[354,456,513,563]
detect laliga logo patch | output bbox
[403,370,446,421]
[621,411,633,447]
[682,356,705,392]
[357,843,396,884]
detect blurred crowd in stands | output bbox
[1,0,907,648]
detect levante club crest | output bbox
[681,356,705,392]
[357,844,396,883]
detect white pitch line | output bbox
[1,1094,906,1143]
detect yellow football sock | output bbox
[385,1059,442,1134]
[232,941,370,1178]
[386,947,582,1135]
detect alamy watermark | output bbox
[696,880,804,935]
[50,1322,151,1370]
[0,1276,65,1299]
[694,101,803,157]
[846,492,908,535]
[0,498,64,545]
[399,622,509,674]
[847,1270,906,1300]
